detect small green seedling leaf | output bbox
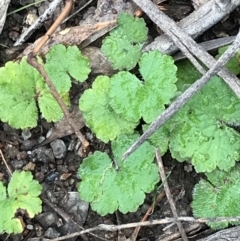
[0,59,41,129]
[169,76,240,172]
[139,51,177,123]
[45,44,91,93]
[117,13,148,43]
[101,13,148,70]
[0,171,42,234]
[79,76,138,142]
[192,166,240,229]
[215,46,240,75]
[109,71,143,122]
[0,44,90,129]
[78,134,159,215]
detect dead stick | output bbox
[155,149,188,241]
[44,216,240,241]
[129,191,165,241]
[42,196,106,241]
[0,149,12,176]
[27,54,89,151]
[138,0,240,97]
[33,0,75,54]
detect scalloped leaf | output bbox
[38,91,65,122]
[169,76,240,172]
[79,76,138,142]
[78,134,159,215]
[0,58,41,129]
[109,71,143,122]
[117,13,148,43]
[101,34,142,70]
[101,13,148,70]
[139,51,177,123]
[192,166,240,229]
[0,171,42,234]
[44,44,91,93]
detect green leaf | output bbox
[117,13,148,43]
[0,58,41,129]
[215,46,240,75]
[0,171,42,234]
[45,44,91,93]
[168,76,240,172]
[109,71,143,122]
[78,134,159,215]
[0,44,90,129]
[101,34,142,70]
[38,91,65,122]
[139,51,177,123]
[101,13,148,70]
[79,76,138,142]
[192,166,240,229]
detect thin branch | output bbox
[42,196,106,241]
[27,54,89,152]
[14,0,63,46]
[169,32,206,74]
[0,149,12,176]
[40,216,240,241]
[62,0,94,24]
[138,0,240,97]
[33,0,75,54]
[129,191,165,241]
[122,15,240,161]
[155,149,188,241]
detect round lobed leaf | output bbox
[79,76,138,142]
[101,34,142,70]
[169,76,240,172]
[117,13,148,43]
[139,51,178,123]
[0,171,42,234]
[0,58,41,129]
[44,44,91,93]
[78,134,159,215]
[109,71,144,122]
[192,166,240,229]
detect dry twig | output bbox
[128,191,165,241]
[145,0,240,54]
[155,149,188,241]
[42,196,106,241]
[0,149,12,176]
[33,0,75,54]
[39,216,240,241]
[14,0,63,46]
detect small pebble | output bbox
[45,172,58,183]
[44,227,60,239]
[50,139,67,159]
[32,147,55,163]
[35,212,58,230]
[10,159,25,169]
